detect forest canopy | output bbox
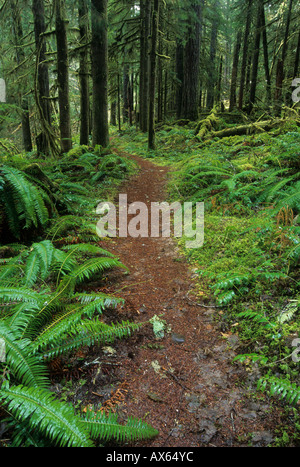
[0,0,299,449]
[0,0,299,153]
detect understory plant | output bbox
[0,144,156,446]
[119,123,300,411]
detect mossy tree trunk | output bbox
[206,0,218,110]
[91,0,109,148]
[11,0,33,152]
[229,31,242,111]
[238,0,252,110]
[55,0,72,153]
[148,0,159,150]
[247,0,263,114]
[78,0,90,146]
[274,0,293,115]
[32,0,52,155]
[181,0,203,119]
[139,0,151,132]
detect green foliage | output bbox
[120,123,300,410]
[0,249,156,446]
[0,164,50,239]
[0,144,153,446]
[258,376,300,406]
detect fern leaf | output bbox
[258,376,300,405]
[0,385,94,447]
[0,287,46,306]
[41,320,143,361]
[61,243,115,258]
[0,323,49,388]
[71,257,128,284]
[24,250,40,287]
[81,410,158,442]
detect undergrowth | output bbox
[0,141,159,446]
[112,122,300,425]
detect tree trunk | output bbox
[91,0,109,148]
[110,101,117,126]
[139,0,151,132]
[11,0,33,152]
[274,0,293,114]
[123,64,131,124]
[261,5,271,108]
[78,0,90,146]
[206,1,218,110]
[229,30,242,111]
[248,0,263,114]
[32,0,52,154]
[55,0,72,153]
[293,31,300,79]
[148,0,160,150]
[216,56,223,106]
[175,40,184,119]
[181,0,203,119]
[238,0,252,110]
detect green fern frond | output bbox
[70,257,128,284]
[41,319,143,361]
[0,287,47,306]
[61,243,115,258]
[74,291,123,311]
[0,385,94,447]
[258,376,300,405]
[0,323,49,388]
[81,410,158,442]
[1,165,49,233]
[237,310,276,329]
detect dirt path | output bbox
[94,152,281,447]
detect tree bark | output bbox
[229,31,242,111]
[11,0,33,152]
[139,0,151,132]
[175,40,184,119]
[78,0,90,146]
[238,0,252,110]
[32,0,53,155]
[248,0,263,114]
[206,1,218,110]
[181,0,203,119]
[148,0,160,150]
[91,0,109,148]
[32,0,51,125]
[274,0,293,114]
[293,31,300,79]
[55,0,72,153]
[261,5,271,108]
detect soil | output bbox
[56,150,289,448]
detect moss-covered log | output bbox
[194,106,220,140]
[207,118,299,139]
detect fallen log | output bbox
[204,118,299,140]
[194,106,220,140]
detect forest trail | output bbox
[96,150,281,448]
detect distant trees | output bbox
[0,0,299,155]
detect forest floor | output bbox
[67,148,293,448]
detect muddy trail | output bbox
[83,151,283,448]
